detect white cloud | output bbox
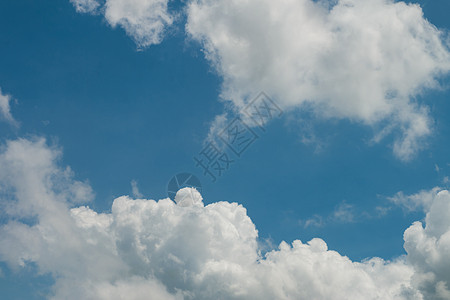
[404,190,450,299]
[186,0,450,160]
[332,201,355,223]
[0,88,18,127]
[1,138,450,299]
[71,0,173,48]
[389,186,443,212]
[301,214,325,228]
[205,113,228,146]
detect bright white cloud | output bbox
[1,138,450,299]
[0,88,18,127]
[71,0,173,48]
[186,0,450,160]
[404,190,450,299]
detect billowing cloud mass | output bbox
[1,138,450,299]
[404,189,450,299]
[186,0,450,160]
[71,0,173,47]
[0,88,18,126]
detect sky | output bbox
[0,0,450,299]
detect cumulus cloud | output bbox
[71,0,173,47]
[1,137,450,299]
[404,190,450,299]
[186,0,450,160]
[0,88,18,127]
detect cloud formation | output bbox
[186,0,450,160]
[404,189,450,299]
[0,88,18,127]
[1,138,450,299]
[71,0,173,47]
[69,0,450,159]
[389,186,443,212]
[130,179,143,198]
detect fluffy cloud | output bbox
[403,189,450,300]
[71,0,173,47]
[0,88,18,127]
[1,138,450,299]
[186,0,450,160]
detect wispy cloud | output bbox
[301,201,356,228]
[332,202,355,223]
[301,200,395,229]
[70,0,100,13]
[444,176,450,185]
[0,88,18,127]
[388,187,443,212]
[130,179,143,198]
[302,214,325,229]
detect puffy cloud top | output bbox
[174,187,203,207]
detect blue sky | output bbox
[1,0,450,299]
